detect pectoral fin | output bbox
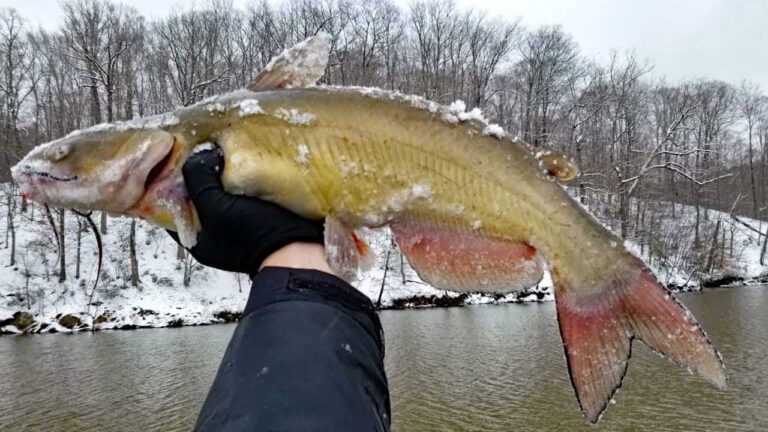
[132,178,199,248]
[391,223,544,293]
[324,216,374,282]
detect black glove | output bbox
[172,144,324,276]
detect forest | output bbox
[0,0,766,293]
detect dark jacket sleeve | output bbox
[194,267,390,432]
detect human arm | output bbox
[176,145,390,431]
[260,242,334,274]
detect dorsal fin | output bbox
[248,33,331,91]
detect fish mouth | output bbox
[128,138,191,228]
[143,143,175,191]
[10,161,79,205]
[17,168,78,183]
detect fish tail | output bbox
[552,251,726,423]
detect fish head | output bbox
[10,127,175,213]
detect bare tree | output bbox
[129,220,139,286]
[152,3,233,106]
[691,80,735,244]
[0,9,38,177]
[738,81,765,219]
[561,63,606,203]
[57,209,66,283]
[605,52,651,237]
[517,25,579,147]
[464,11,519,107]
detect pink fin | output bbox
[555,261,726,423]
[391,223,544,293]
[324,217,373,282]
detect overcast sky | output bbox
[2,0,766,89]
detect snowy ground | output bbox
[0,204,252,334]
[0,193,765,334]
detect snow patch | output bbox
[482,124,506,138]
[295,144,310,165]
[274,107,316,125]
[411,184,433,199]
[238,99,264,117]
[62,113,180,140]
[206,102,228,113]
[345,88,511,140]
[192,142,216,155]
[445,100,485,123]
[339,158,357,177]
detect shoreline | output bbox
[2,277,763,336]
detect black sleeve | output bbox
[194,267,390,432]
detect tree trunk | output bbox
[75,218,82,279]
[8,192,16,265]
[89,77,102,124]
[106,87,114,122]
[125,74,134,119]
[729,226,734,258]
[5,189,16,267]
[400,251,406,285]
[575,136,586,204]
[183,254,195,287]
[129,220,140,287]
[747,122,758,219]
[9,214,15,267]
[376,248,391,309]
[694,203,701,250]
[24,274,30,310]
[619,193,629,239]
[705,218,721,272]
[720,225,726,269]
[58,209,66,283]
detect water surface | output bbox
[0,286,765,431]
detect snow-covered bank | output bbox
[1,193,766,335]
[0,202,251,334]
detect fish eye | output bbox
[49,144,70,161]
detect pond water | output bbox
[0,286,766,431]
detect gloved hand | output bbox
[172,143,324,276]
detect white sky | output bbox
[2,0,767,89]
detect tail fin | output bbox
[553,255,726,423]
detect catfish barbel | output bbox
[10,34,725,423]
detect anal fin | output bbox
[391,223,543,293]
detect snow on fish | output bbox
[9,32,725,423]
